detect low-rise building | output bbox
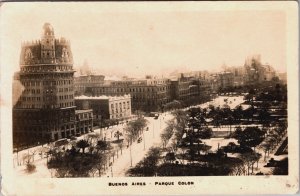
[75,109,93,135]
[75,95,132,126]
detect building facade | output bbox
[219,72,234,89]
[74,74,105,95]
[84,77,171,112]
[75,95,132,126]
[244,55,276,85]
[13,23,76,146]
[75,109,93,135]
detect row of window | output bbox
[21,96,41,101]
[111,113,128,119]
[92,86,168,94]
[59,102,74,108]
[111,101,130,109]
[58,95,73,100]
[58,87,74,92]
[17,101,74,109]
[76,113,93,120]
[21,79,73,87]
[23,89,41,94]
[21,65,73,72]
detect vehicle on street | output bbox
[54,138,68,147]
[75,133,81,137]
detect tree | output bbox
[272,157,288,175]
[29,149,37,162]
[233,127,265,151]
[232,126,243,139]
[233,105,243,123]
[227,115,234,134]
[238,152,258,175]
[124,130,134,167]
[76,140,90,153]
[163,100,182,111]
[86,133,101,145]
[47,150,101,177]
[114,130,123,142]
[96,140,111,153]
[258,109,271,126]
[160,124,174,149]
[197,143,212,155]
[197,127,213,139]
[259,141,271,161]
[165,152,176,163]
[94,153,107,177]
[126,147,162,176]
[26,163,36,174]
[118,142,124,155]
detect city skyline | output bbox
[2,3,286,78]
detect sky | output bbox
[1,2,287,77]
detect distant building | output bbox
[75,95,132,126]
[170,73,211,105]
[86,77,171,112]
[244,55,276,84]
[74,74,105,95]
[222,66,245,87]
[219,72,234,89]
[13,23,76,145]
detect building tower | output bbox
[13,23,76,146]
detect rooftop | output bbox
[75,109,93,114]
[75,94,131,100]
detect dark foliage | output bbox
[47,151,101,177]
[233,127,265,148]
[272,158,288,175]
[126,147,161,177]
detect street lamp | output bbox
[152,122,154,138]
[160,115,162,130]
[111,166,113,177]
[130,139,133,167]
[143,129,145,150]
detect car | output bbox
[54,138,68,147]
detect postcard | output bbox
[0,1,298,195]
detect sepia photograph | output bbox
[0,1,298,195]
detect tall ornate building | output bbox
[13,23,76,146]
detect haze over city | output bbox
[1,3,286,78]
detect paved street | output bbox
[103,114,172,177]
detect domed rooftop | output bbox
[43,23,54,36]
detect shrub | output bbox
[26,163,36,173]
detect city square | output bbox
[11,23,288,178]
